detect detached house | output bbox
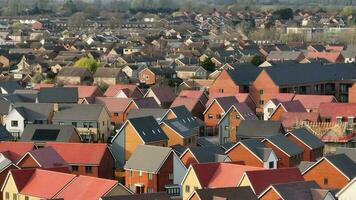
[139,67,176,85]
[269,100,306,121]
[110,116,168,167]
[144,86,176,108]
[56,67,93,85]
[104,84,143,99]
[124,145,186,196]
[94,68,130,86]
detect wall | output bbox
[226,144,263,168]
[208,70,239,96]
[182,168,201,200]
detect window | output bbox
[169,173,173,180]
[72,122,77,127]
[85,166,92,173]
[216,114,221,119]
[336,117,343,123]
[139,171,143,176]
[208,114,213,119]
[114,112,119,116]
[188,138,192,144]
[89,122,94,128]
[324,177,328,185]
[267,108,274,114]
[25,196,29,200]
[130,170,133,177]
[259,90,264,95]
[269,161,274,169]
[59,122,64,125]
[13,194,17,200]
[148,173,153,180]
[147,187,153,193]
[260,100,264,105]
[185,185,190,193]
[218,89,224,93]
[83,122,88,128]
[224,126,229,130]
[72,165,78,172]
[11,120,18,127]
[5,192,9,200]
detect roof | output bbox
[0,125,13,141]
[128,108,167,121]
[191,162,262,188]
[57,67,91,77]
[146,86,176,104]
[306,51,343,63]
[244,168,304,195]
[293,94,335,110]
[206,96,239,113]
[38,87,78,103]
[178,90,207,103]
[124,145,172,173]
[95,97,132,112]
[13,103,53,121]
[323,154,356,180]
[104,84,142,98]
[20,124,78,143]
[101,192,171,200]
[194,187,257,200]
[45,142,109,165]
[127,116,168,143]
[64,85,99,98]
[298,161,316,173]
[187,145,226,163]
[237,121,283,139]
[10,169,76,199]
[52,104,105,121]
[170,96,202,112]
[264,134,303,157]
[54,175,117,200]
[226,65,262,85]
[335,147,356,163]
[0,142,34,163]
[278,100,306,112]
[319,103,356,118]
[264,63,356,86]
[267,51,303,60]
[269,181,320,200]
[19,146,68,169]
[281,112,320,128]
[236,139,273,162]
[94,67,122,77]
[290,128,324,150]
[0,81,22,93]
[132,97,160,109]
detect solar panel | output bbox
[171,121,189,132]
[32,129,60,141]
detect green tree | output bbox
[251,55,265,66]
[201,57,216,72]
[74,57,101,72]
[32,73,44,84]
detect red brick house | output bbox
[225,139,278,169]
[124,145,186,196]
[45,142,115,179]
[269,100,306,121]
[95,97,132,125]
[302,154,356,189]
[104,84,143,98]
[286,128,324,162]
[262,134,303,168]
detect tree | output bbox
[62,0,77,16]
[32,73,43,84]
[251,55,265,66]
[201,57,216,72]
[68,12,87,27]
[273,8,293,20]
[74,57,101,72]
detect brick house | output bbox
[286,128,324,162]
[124,145,186,196]
[269,100,306,121]
[45,142,115,179]
[104,84,144,98]
[179,146,227,168]
[95,97,132,125]
[121,98,160,122]
[302,154,356,189]
[225,139,278,169]
[262,134,304,168]
[139,67,176,85]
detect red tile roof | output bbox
[95,97,132,112]
[54,175,117,200]
[281,112,320,128]
[33,83,54,90]
[191,162,262,188]
[306,51,344,63]
[244,168,304,195]
[104,84,140,97]
[0,142,34,163]
[64,85,99,98]
[10,169,76,199]
[170,96,202,112]
[319,103,356,119]
[178,90,208,104]
[293,95,335,110]
[270,93,295,102]
[45,142,109,165]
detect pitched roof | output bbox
[13,103,53,121]
[187,146,226,163]
[306,51,343,63]
[170,96,202,112]
[162,118,198,138]
[293,94,335,110]
[64,85,99,98]
[268,181,320,200]
[18,146,68,169]
[290,128,324,150]
[236,139,274,162]
[226,65,262,85]
[45,142,109,165]
[54,175,117,200]
[104,84,142,98]
[205,96,239,113]
[194,187,257,200]
[264,134,303,157]
[20,124,79,143]
[178,90,207,104]
[323,154,356,180]
[278,100,306,112]
[0,81,22,93]
[38,87,78,103]
[101,192,171,200]
[237,121,283,139]
[335,147,356,163]
[52,104,105,121]
[281,112,320,128]
[128,108,168,121]
[132,97,160,109]
[298,161,316,173]
[244,168,304,195]
[95,97,132,112]
[0,142,34,163]
[127,116,168,143]
[124,145,172,173]
[146,86,176,104]
[319,103,356,118]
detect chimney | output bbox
[53,103,59,112]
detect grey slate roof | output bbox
[0,98,11,115]
[124,145,172,173]
[280,100,306,112]
[38,87,78,103]
[20,124,78,143]
[188,145,226,163]
[272,181,320,200]
[240,139,273,161]
[267,51,303,60]
[0,153,12,172]
[128,108,167,121]
[0,125,13,141]
[335,147,356,163]
[162,118,197,138]
[298,161,316,173]
[128,116,168,143]
[265,134,303,157]
[170,144,187,156]
[324,154,356,180]
[227,64,262,85]
[52,104,104,121]
[265,63,356,86]
[291,128,324,150]
[14,103,53,121]
[0,81,22,94]
[237,120,284,139]
[215,96,239,112]
[133,97,160,109]
[195,187,257,200]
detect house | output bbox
[259,181,334,200]
[16,146,69,170]
[175,66,207,79]
[124,145,186,196]
[104,84,143,98]
[236,120,285,140]
[225,139,278,169]
[0,142,34,163]
[64,85,102,104]
[1,168,76,200]
[218,103,258,144]
[269,100,306,121]
[101,192,171,200]
[188,187,257,200]
[179,79,214,91]
[319,103,356,123]
[262,134,304,168]
[179,146,228,168]
[204,96,239,134]
[335,177,356,200]
[160,118,198,147]
[110,116,168,168]
[181,162,262,200]
[122,98,160,121]
[207,93,257,113]
[56,67,93,85]
[20,124,81,147]
[138,67,176,85]
[286,128,324,162]
[280,112,321,130]
[95,97,132,125]
[52,104,111,142]
[144,86,176,108]
[306,51,345,63]
[266,51,306,62]
[263,99,283,120]
[94,68,130,86]
[237,168,304,196]
[0,81,22,94]
[46,142,115,179]
[37,87,78,103]
[4,103,54,138]
[177,90,208,105]
[0,154,19,195]
[170,96,206,120]
[302,154,356,189]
